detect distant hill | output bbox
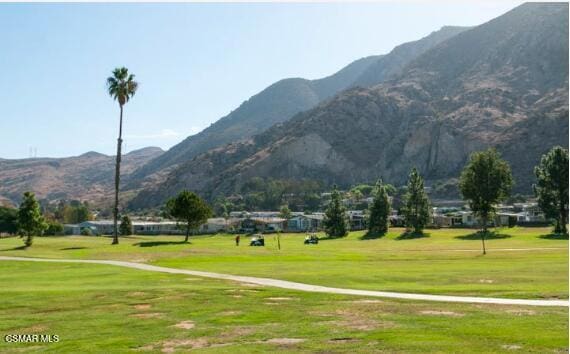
[130,3,568,209]
[0,147,163,205]
[128,26,468,188]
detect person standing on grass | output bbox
[235,235,240,246]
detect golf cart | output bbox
[249,234,265,246]
[304,233,319,245]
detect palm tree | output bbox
[107,67,138,245]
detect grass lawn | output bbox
[0,227,567,299]
[0,261,567,353]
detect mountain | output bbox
[0,147,163,205]
[130,2,568,209]
[128,26,468,188]
[352,26,467,87]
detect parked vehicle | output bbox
[250,234,265,246]
[304,233,319,245]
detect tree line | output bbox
[321,146,568,254]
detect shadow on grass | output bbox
[133,240,190,247]
[455,231,511,240]
[396,231,430,240]
[0,245,29,251]
[317,235,346,242]
[60,247,88,250]
[360,231,387,240]
[539,233,569,240]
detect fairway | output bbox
[0,227,567,299]
[0,260,568,353]
[0,227,568,352]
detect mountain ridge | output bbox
[129,2,568,209]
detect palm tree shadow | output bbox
[455,231,511,240]
[133,240,190,247]
[60,247,88,250]
[539,233,569,240]
[396,231,430,240]
[0,245,29,251]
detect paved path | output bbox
[1,256,567,307]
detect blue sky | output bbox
[0,1,523,159]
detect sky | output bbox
[0,1,525,159]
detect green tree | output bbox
[402,168,430,235]
[165,190,212,242]
[61,202,92,224]
[367,179,391,236]
[44,221,64,236]
[17,192,47,247]
[107,67,139,245]
[323,186,348,238]
[0,206,18,235]
[534,146,569,235]
[459,148,513,254]
[119,215,133,236]
[279,204,292,219]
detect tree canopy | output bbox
[367,179,391,237]
[534,146,569,235]
[17,192,47,247]
[323,186,348,238]
[459,148,513,254]
[165,190,212,242]
[0,206,18,235]
[120,215,133,236]
[402,168,430,234]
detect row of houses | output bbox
[64,203,546,236]
[431,203,546,228]
[64,210,367,236]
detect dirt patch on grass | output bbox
[479,279,495,283]
[328,319,381,331]
[266,297,296,301]
[161,338,208,352]
[350,299,384,304]
[133,303,152,310]
[420,310,465,317]
[326,309,387,331]
[505,309,536,316]
[172,320,195,329]
[231,294,243,298]
[128,291,147,297]
[220,310,243,316]
[130,312,163,319]
[262,338,305,345]
[17,324,48,332]
[501,344,522,350]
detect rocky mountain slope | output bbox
[130,2,568,209]
[0,147,163,205]
[128,26,468,187]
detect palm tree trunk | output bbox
[112,105,123,245]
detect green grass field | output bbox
[0,227,568,352]
[1,227,567,298]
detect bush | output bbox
[44,221,64,236]
[80,227,93,236]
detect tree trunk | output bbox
[481,214,487,255]
[185,223,190,242]
[112,105,123,245]
[559,207,567,235]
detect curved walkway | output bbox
[1,256,567,307]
